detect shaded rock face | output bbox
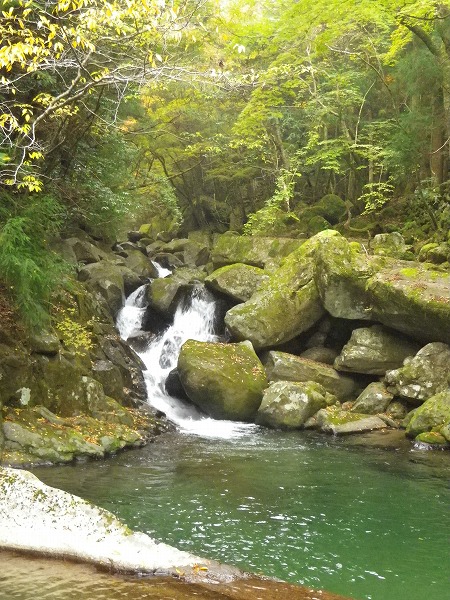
[256,381,335,429]
[205,263,269,303]
[177,340,268,421]
[371,232,410,259]
[350,382,394,415]
[263,351,356,401]
[334,325,420,375]
[384,343,450,404]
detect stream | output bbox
[3,284,449,600]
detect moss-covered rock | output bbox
[256,381,335,429]
[224,231,338,349]
[414,431,448,446]
[78,261,139,315]
[316,194,348,224]
[418,242,449,264]
[367,262,450,345]
[121,249,159,279]
[385,343,450,404]
[350,382,394,415]
[211,232,304,270]
[314,232,375,320]
[314,406,387,435]
[263,350,356,401]
[334,324,420,375]
[147,268,206,318]
[177,340,267,421]
[205,263,269,303]
[307,215,331,235]
[1,405,156,465]
[371,232,410,259]
[406,391,450,438]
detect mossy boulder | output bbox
[256,381,335,429]
[367,262,450,345]
[313,406,387,435]
[418,242,449,265]
[385,343,450,404]
[314,232,375,320]
[78,261,140,315]
[307,215,331,235]
[205,263,269,303]
[406,391,450,438]
[211,232,304,270]
[263,350,356,401]
[350,382,394,415]
[334,324,420,375]
[316,194,348,224]
[414,431,448,446]
[121,249,159,279]
[177,340,267,421]
[224,231,340,349]
[146,268,206,318]
[371,232,410,259]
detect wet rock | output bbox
[334,324,420,375]
[165,369,189,400]
[121,249,159,279]
[256,381,335,429]
[384,343,450,404]
[406,390,450,438]
[263,351,356,401]
[178,340,267,421]
[147,268,206,318]
[350,382,394,414]
[78,262,136,315]
[150,253,184,269]
[205,263,269,303]
[314,406,387,435]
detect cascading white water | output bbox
[151,260,172,278]
[116,280,257,438]
[116,284,148,341]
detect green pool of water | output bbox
[30,429,449,600]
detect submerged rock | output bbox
[256,381,335,429]
[263,351,356,401]
[334,324,420,375]
[177,340,267,421]
[385,343,450,404]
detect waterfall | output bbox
[116,279,256,438]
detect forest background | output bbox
[0,0,449,327]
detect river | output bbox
[2,284,449,600]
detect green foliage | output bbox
[53,305,95,357]
[0,194,70,328]
[243,170,299,236]
[360,180,395,213]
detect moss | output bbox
[399,267,419,278]
[323,406,365,425]
[415,431,448,445]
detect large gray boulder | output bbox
[205,263,269,303]
[211,232,304,269]
[121,249,159,279]
[371,232,411,259]
[385,343,450,404]
[351,382,394,415]
[256,381,335,429]
[177,340,267,421]
[334,325,420,375]
[406,391,450,438]
[224,231,338,349]
[263,350,356,401]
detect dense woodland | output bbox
[1,0,449,327]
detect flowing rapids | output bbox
[116,280,257,438]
